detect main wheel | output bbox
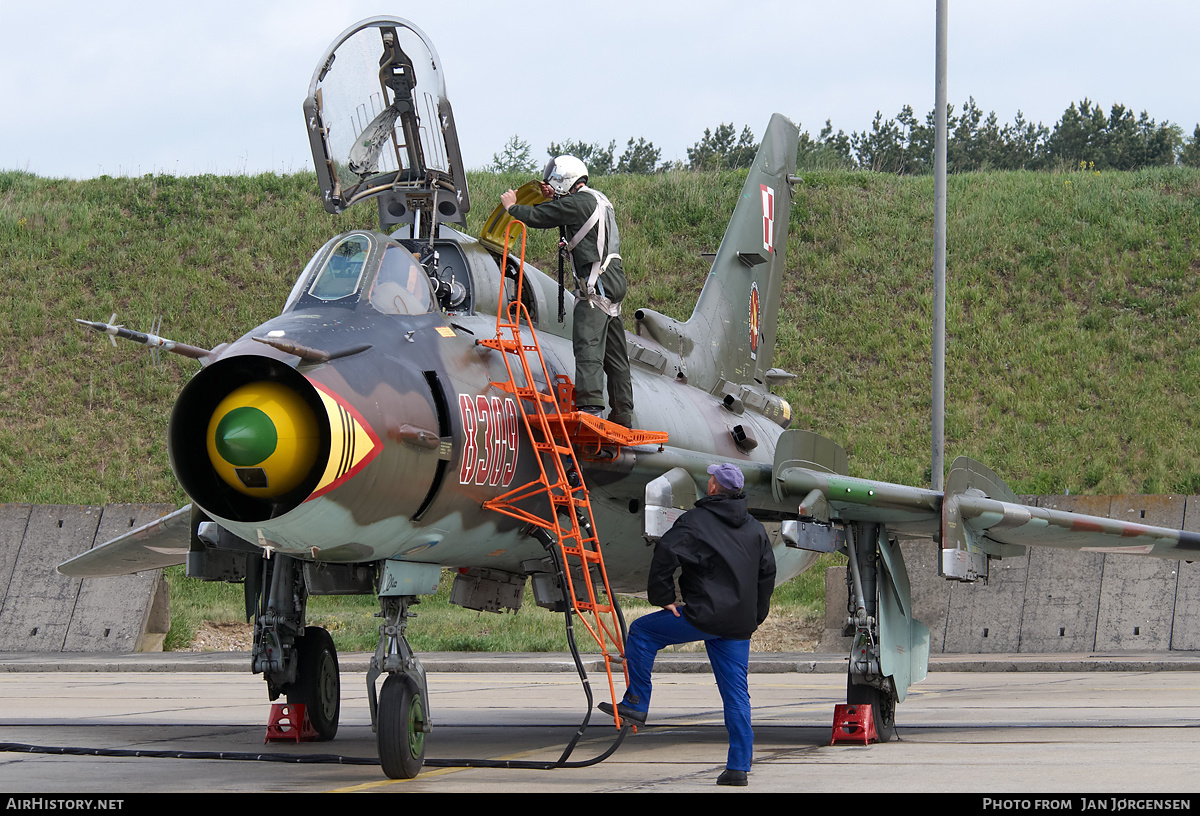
[846,673,896,742]
[285,626,340,741]
[378,673,426,779]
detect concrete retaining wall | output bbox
[822,494,1200,653]
[0,504,175,652]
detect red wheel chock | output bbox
[265,703,319,743]
[830,704,878,745]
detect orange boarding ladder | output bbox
[477,222,664,728]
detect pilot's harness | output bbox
[558,186,622,321]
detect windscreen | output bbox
[309,234,371,301]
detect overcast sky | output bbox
[3,0,1197,179]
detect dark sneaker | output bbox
[716,769,748,786]
[578,405,605,417]
[597,700,647,724]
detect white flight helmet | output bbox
[543,155,588,197]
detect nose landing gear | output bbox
[367,594,430,779]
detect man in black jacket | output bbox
[599,463,776,786]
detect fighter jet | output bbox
[61,16,1200,779]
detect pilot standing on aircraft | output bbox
[599,463,776,787]
[500,157,635,427]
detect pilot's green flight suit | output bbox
[505,188,635,427]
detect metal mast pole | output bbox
[932,0,948,492]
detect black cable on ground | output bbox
[0,742,380,764]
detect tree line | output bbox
[488,98,1200,176]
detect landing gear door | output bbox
[303,17,470,233]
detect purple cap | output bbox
[707,463,745,491]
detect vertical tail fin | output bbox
[684,114,798,391]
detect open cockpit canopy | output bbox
[303,17,469,236]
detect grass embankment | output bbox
[3,166,1199,651]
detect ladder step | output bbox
[560,551,604,565]
[510,390,556,403]
[569,537,601,554]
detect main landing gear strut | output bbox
[844,522,899,742]
[251,554,342,741]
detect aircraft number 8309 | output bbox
[458,394,520,487]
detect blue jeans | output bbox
[621,609,753,771]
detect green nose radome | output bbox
[214,406,278,466]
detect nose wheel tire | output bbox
[285,626,341,741]
[378,673,426,779]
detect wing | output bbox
[770,437,1200,579]
[951,495,1200,556]
[770,428,943,536]
[56,505,192,577]
[939,458,1200,580]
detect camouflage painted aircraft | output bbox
[60,16,1200,779]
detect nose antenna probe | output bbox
[76,315,212,361]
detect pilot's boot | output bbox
[607,411,632,428]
